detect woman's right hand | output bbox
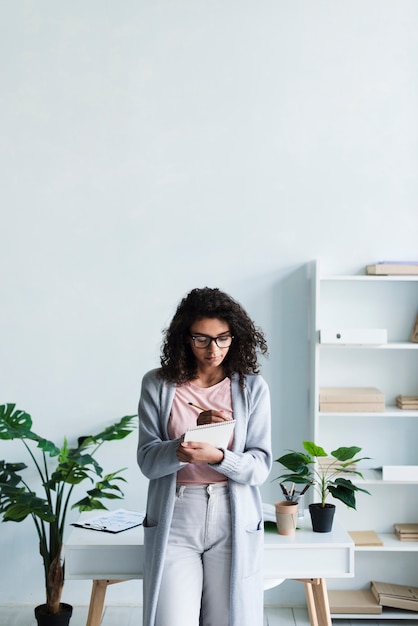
[196,409,230,425]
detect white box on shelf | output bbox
[381,466,418,481]
[319,329,388,345]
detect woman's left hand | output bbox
[176,440,224,464]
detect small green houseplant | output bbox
[275,441,371,531]
[0,403,136,622]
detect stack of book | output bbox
[394,523,418,542]
[396,395,418,410]
[319,387,385,412]
[371,580,418,611]
[366,261,418,275]
[318,456,356,476]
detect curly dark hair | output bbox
[159,287,268,386]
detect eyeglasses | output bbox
[190,334,234,349]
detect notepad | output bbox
[184,420,235,448]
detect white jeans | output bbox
[155,483,232,626]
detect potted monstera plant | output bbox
[0,403,136,625]
[275,441,371,532]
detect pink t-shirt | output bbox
[168,377,233,484]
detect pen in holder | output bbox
[280,482,312,519]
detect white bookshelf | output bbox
[309,261,418,620]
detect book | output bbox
[394,523,418,541]
[396,395,418,409]
[371,580,418,611]
[318,457,356,470]
[366,262,418,275]
[394,523,418,534]
[395,534,418,541]
[184,419,235,448]
[317,457,357,477]
[71,509,145,533]
[319,387,385,403]
[320,402,385,412]
[372,592,418,611]
[328,589,382,614]
[348,530,383,546]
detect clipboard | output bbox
[71,509,145,533]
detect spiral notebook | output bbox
[184,420,235,448]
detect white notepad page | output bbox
[183,420,236,448]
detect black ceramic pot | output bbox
[34,603,73,626]
[309,503,336,533]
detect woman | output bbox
[137,287,272,626]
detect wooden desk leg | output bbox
[303,580,319,626]
[86,580,122,626]
[301,578,332,626]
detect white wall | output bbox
[1,0,417,609]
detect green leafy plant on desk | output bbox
[275,441,371,532]
[0,403,136,619]
[275,441,370,509]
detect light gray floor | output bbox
[0,605,417,626]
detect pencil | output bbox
[188,402,208,412]
[300,482,312,496]
[188,401,230,421]
[280,483,289,497]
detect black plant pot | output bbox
[34,603,73,626]
[309,503,336,533]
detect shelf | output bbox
[318,408,418,417]
[353,533,418,552]
[322,275,418,282]
[332,608,418,620]
[319,341,418,350]
[310,468,418,485]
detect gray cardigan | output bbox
[137,368,272,626]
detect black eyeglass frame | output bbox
[189,334,234,349]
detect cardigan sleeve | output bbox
[137,369,184,480]
[209,375,272,486]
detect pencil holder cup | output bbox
[274,500,299,535]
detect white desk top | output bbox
[65,511,354,582]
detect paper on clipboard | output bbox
[71,508,145,533]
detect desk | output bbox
[65,513,354,626]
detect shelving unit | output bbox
[309,261,418,620]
